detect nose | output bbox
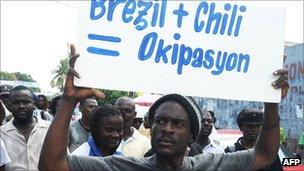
[161,121,174,134]
[111,131,120,138]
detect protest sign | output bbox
[75,0,285,102]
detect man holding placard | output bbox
[39,44,289,170]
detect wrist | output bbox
[61,95,78,106]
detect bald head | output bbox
[115,97,135,110]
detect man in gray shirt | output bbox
[69,97,98,152]
[39,44,289,171]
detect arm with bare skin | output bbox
[251,63,289,170]
[38,45,105,171]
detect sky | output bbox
[1,1,303,94]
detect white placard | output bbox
[75,0,285,103]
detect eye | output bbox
[155,118,164,124]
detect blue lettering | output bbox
[173,3,189,28]
[211,51,227,75]
[90,0,106,20]
[237,53,250,73]
[194,1,208,32]
[203,49,214,69]
[155,39,171,63]
[191,49,203,67]
[133,0,152,31]
[108,0,126,21]
[171,33,181,65]
[177,45,192,75]
[226,53,238,71]
[138,32,157,60]
[122,0,136,23]
[205,3,221,35]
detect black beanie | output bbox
[148,94,202,140]
[236,109,264,128]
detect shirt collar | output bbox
[1,115,48,132]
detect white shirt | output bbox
[117,127,151,157]
[72,142,123,157]
[202,140,225,154]
[0,138,11,166]
[0,117,50,171]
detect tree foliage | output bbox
[0,71,40,92]
[0,71,35,81]
[97,90,134,105]
[50,58,69,92]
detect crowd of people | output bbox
[0,44,299,171]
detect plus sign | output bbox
[173,3,189,28]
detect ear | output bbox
[189,133,194,143]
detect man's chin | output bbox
[155,149,176,157]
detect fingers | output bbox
[69,53,80,68]
[70,68,81,79]
[272,74,288,88]
[70,44,76,57]
[273,68,288,76]
[78,88,105,100]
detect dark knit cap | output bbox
[237,109,264,128]
[148,94,202,140]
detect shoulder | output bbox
[71,142,90,156]
[68,155,149,170]
[133,128,150,143]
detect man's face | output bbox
[9,90,35,124]
[199,111,213,136]
[96,116,123,149]
[0,93,10,109]
[80,99,98,119]
[151,101,192,157]
[241,122,261,141]
[116,100,136,129]
[37,96,45,109]
[132,118,143,130]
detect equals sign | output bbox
[87,33,121,57]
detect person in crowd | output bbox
[132,114,144,130]
[299,131,304,149]
[138,112,151,139]
[188,109,224,155]
[0,100,5,125]
[36,94,49,111]
[33,94,54,122]
[144,107,223,157]
[1,85,50,170]
[69,97,98,152]
[0,85,13,110]
[115,97,151,157]
[225,109,283,171]
[72,104,124,157]
[280,127,287,146]
[50,95,62,116]
[0,138,11,171]
[39,44,289,170]
[0,85,13,123]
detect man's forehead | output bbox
[155,101,189,120]
[10,90,32,100]
[85,99,98,105]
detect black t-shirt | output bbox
[225,137,283,171]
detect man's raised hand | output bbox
[63,44,105,103]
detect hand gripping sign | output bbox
[75,0,285,103]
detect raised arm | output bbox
[251,68,289,170]
[38,45,105,171]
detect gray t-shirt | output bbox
[69,120,90,152]
[68,149,254,171]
